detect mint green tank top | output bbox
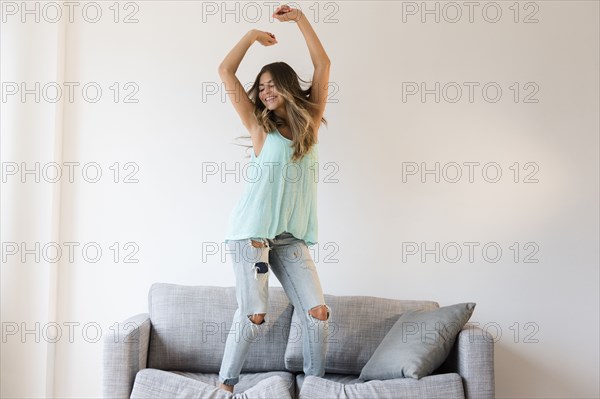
[224,128,318,246]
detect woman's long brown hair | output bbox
[232,61,327,162]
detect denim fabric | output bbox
[219,231,331,386]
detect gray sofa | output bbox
[103,283,494,399]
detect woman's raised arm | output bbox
[217,30,277,131]
[273,5,331,128]
[218,29,277,73]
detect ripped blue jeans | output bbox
[218,231,331,386]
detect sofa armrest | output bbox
[455,323,495,399]
[102,313,152,399]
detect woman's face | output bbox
[258,72,284,111]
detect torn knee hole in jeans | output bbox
[308,304,331,321]
[247,313,266,325]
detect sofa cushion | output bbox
[130,368,294,399]
[285,293,439,375]
[297,373,465,399]
[359,302,476,381]
[170,370,296,398]
[147,283,294,372]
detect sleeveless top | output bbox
[224,128,318,246]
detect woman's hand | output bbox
[272,4,303,22]
[254,30,278,46]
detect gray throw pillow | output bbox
[358,302,476,381]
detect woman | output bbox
[217,4,332,394]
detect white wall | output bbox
[1,1,598,398]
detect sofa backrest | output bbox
[147,283,294,373]
[146,283,439,376]
[284,292,439,375]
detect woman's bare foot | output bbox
[219,383,234,393]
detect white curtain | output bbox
[1,12,66,398]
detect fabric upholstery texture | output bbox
[147,284,294,373]
[297,373,465,399]
[171,370,296,397]
[285,293,440,374]
[358,302,476,380]
[102,313,151,399]
[456,323,495,399]
[103,284,495,399]
[130,368,294,399]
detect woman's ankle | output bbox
[219,382,234,393]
